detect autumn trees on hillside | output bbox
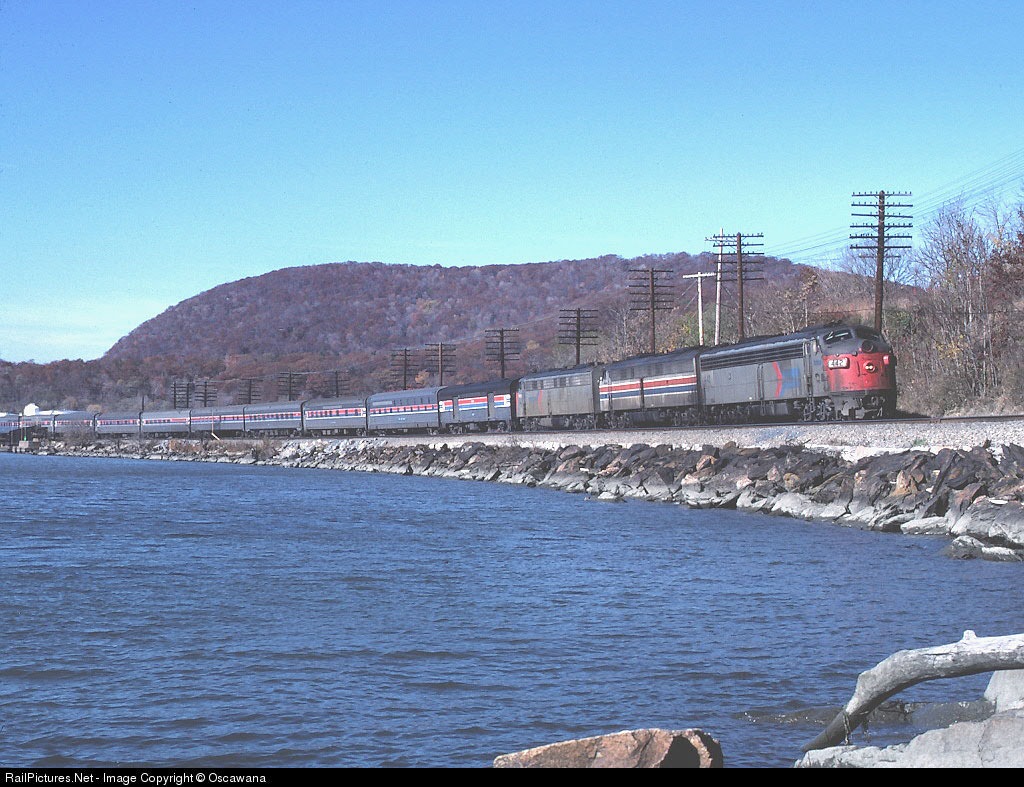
[896,201,1024,412]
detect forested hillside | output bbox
[105,256,642,361]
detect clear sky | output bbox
[2,0,1023,362]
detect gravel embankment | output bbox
[338,419,1024,459]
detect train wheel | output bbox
[815,399,835,421]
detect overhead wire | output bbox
[771,146,1024,264]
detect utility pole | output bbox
[558,308,599,365]
[310,369,349,398]
[171,380,194,409]
[705,231,764,341]
[194,379,218,407]
[851,191,913,332]
[485,328,521,379]
[390,348,419,390]
[679,272,717,345]
[237,378,262,405]
[276,371,306,401]
[715,227,723,344]
[628,267,674,353]
[327,370,348,398]
[425,342,456,385]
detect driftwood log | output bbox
[804,631,1024,752]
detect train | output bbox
[1,322,896,441]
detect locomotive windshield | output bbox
[822,329,852,344]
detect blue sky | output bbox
[2,0,1023,362]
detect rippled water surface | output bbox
[1,452,1021,767]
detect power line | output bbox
[773,146,1024,263]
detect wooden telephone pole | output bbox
[485,328,521,379]
[425,342,456,385]
[628,268,674,353]
[705,232,764,341]
[558,308,599,365]
[390,348,419,390]
[851,191,913,332]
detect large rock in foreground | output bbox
[795,711,1024,767]
[796,667,1024,767]
[493,728,723,768]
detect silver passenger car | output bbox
[302,397,368,435]
[95,411,142,437]
[439,379,516,433]
[243,401,304,434]
[52,411,96,437]
[141,409,192,435]
[190,405,248,435]
[367,387,442,434]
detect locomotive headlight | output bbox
[864,362,877,373]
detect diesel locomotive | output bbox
[2,322,896,441]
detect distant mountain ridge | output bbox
[105,255,693,361]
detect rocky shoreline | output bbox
[38,432,1024,563]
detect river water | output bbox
[0,452,1021,768]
